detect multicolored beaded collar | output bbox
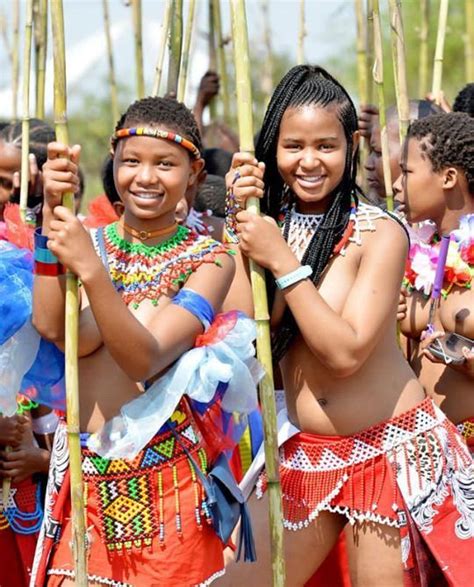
[112,127,201,159]
[403,214,474,298]
[99,222,231,308]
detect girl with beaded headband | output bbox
[30,96,260,587]
[395,112,474,456]
[220,65,474,586]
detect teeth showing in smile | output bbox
[298,176,323,183]
[133,192,162,200]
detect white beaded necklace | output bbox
[286,208,324,261]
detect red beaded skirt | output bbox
[32,400,225,587]
[257,398,474,586]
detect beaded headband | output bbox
[112,127,201,159]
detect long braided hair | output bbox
[255,65,359,362]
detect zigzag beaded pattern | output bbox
[101,223,230,308]
[81,404,204,552]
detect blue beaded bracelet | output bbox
[275,265,313,290]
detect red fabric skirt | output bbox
[257,398,474,586]
[33,401,225,587]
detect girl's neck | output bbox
[436,200,474,235]
[121,211,178,245]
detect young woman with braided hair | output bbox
[220,66,474,586]
[395,113,474,457]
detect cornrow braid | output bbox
[0,118,56,171]
[113,96,202,155]
[255,65,359,362]
[407,112,474,194]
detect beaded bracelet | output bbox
[34,228,65,276]
[223,170,241,244]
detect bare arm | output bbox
[237,210,407,377]
[78,247,235,381]
[32,142,81,342]
[278,220,407,376]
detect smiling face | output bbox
[113,131,203,229]
[393,137,445,224]
[276,105,356,214]
[0,139,21,207]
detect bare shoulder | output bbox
[354,203,409,256]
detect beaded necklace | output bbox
[282,198,358,262]
[100,222,231,308]
[403,214,474,298]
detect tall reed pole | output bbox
[419,0,430,98]
[34,0,47,119]
[19,0,34,219]
[102,0,119,125]
[355,0,368,187]
[152,0,172,96]
[177,0,196,103]
[431,0,449,105]
[208,0,217,119]
[388,0,410,143]
[50,1,87,584]
[12,0,20,120]
[366,0,375,104]
[213,0,231,123]
[167,0,183,95]
[466,0,474,81]
[260,0,274,101]
[371,0,394,212]
[131,0,145,99]
[297,0,306,64]
[230,1,285,584]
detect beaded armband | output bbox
[224,171,241,244]
[171,288,215,330]
[34,228,65,276]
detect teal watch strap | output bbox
[275,265,313,290]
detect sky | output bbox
[0,0,356,117]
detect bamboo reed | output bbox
[152,0,172,96]
[354,0,368,188]
[297,0,306,65]
[466,0,474,81]
[260,0,274,102]
[167,0,183,96]
[366,0,375,105]
[208,0,217,119]
[132,0,145,99]
[388,0,410,143]
[431,0,449,105]
[212,0,231,123]
[230,1,285,584]
[419,0,430,98]
[372,0,394,212]
[34,0,48,119]
[12,0,20,121]
[2,444,12,510]
[19,0,34,219]
[177,0,196,103]
[102,0,119,125]
[50,1,87,584]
